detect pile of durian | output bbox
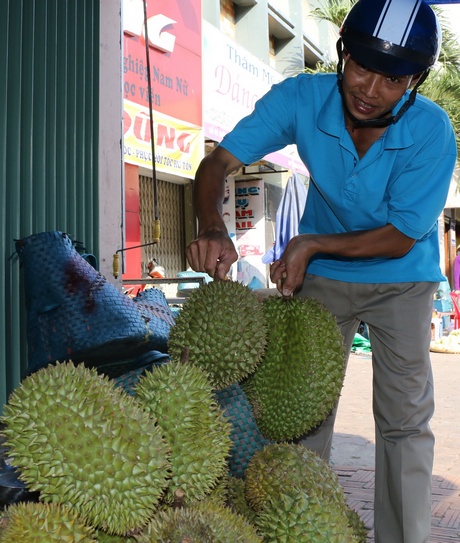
[0,280,368,542]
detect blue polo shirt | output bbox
[220,73,457,283]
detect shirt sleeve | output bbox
[219,78,297,165]
[386,114,457,240]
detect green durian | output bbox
[0,502,96,542]
[167,281,268,389]
[245,443,357,543]
[244,296,346,441]
[0,511,7,541]
[346,507,369,543]
[245,443,348,513]
[94,530,137,543]
[225,476,257,525]
[1,361,171,536]
[135,503,263,543]
[199,474,230,508]
[135,361,232,505]
[255,488,358,543]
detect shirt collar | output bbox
[317,79,414,150]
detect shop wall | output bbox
[122,0,203,279]
[98,0,124,283]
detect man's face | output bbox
[341,55,416,122]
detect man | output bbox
[186,1,457,542]
[147,259,165,279]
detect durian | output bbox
[94,532,137,543]
[0,511,6,540]
[0,501,96,542]
[134,503,263,543]
[245,443,348,513]
[346,507,369,543]
[225,476,257,525]
[245,443,357,543]
[167,281,268,389]
[244,296,346,441]
[1,361,171,535]
[200,474,230,508]
[134,361,232,505]
[255,487,358,543]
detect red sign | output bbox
[123,0,202,127]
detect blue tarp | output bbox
[352,333,372,354]
[262,173,308,264]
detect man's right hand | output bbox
[186,147,243,280]
[186,229,238,280]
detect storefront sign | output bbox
[202,20,307,175]
[124,100,202,177]
[123,0,203,175]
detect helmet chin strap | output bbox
[335,39,429,129]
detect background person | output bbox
[453,246,460,291]
[141,259,166,292]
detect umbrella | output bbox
[262,172,308,264]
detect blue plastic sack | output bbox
[15,231,175,375]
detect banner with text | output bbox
[123,99,202,177]
[123,0,203,176]
[123,0,202,125]
[235,179,267,288]
[202,20,307,175]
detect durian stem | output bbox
[173,488,186,509]
[180,347,190,365]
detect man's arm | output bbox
[186,147,243,280]
[271,224,415,296]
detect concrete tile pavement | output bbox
[330,351,460,542]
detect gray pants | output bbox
[295,275,437,543]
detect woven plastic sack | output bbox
[111,351,170,395]
[15,231,175,375]
[132,287,175,330]
[215,383,273,479]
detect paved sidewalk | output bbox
[331,351,460,542]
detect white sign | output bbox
[123,0,177,53]
[234,179,267,288]
[202,20,307,175]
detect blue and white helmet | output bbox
[340,0,441,76]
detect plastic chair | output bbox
[449,292,460,330]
